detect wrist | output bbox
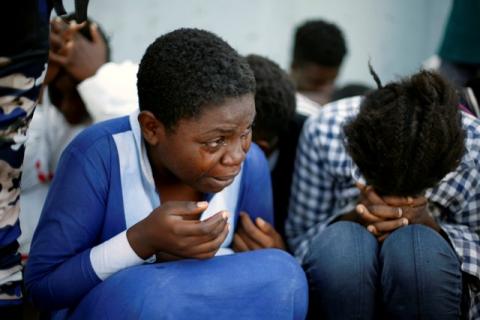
[126,220,155,259]
[415,207,442,234]
[333,210,359,224]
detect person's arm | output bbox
[237,143,274,224]
[49,19,138,122]
[24,138,122,310]
[285,115,349,261]
[77,61,139,122]
[232,144,285,251]
[429,172,480,285]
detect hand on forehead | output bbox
[356,183,427,207]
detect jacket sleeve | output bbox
[237,143,274,225]
[24,141,109,311]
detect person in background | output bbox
[287,69,479,318]
[245,54,300,244]
[25,28,307,319]
[19,15,138,256]
[290,19,348,116]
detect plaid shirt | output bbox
[286,96,480,319]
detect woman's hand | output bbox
[355,184,440,241]
[233,212,286,252]
[127,201,229,260]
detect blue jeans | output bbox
[57,249,308,320]
[303,222,463,320]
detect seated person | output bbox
[19,16,137,255]
[287,68,479,318]
[25,28,307,319]
[290,19,348,115]
[245,54,300,244]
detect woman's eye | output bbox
[241,126,252,138]
[204,138,226,149]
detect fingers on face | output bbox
[356,204,382,223]
[90,23,104,44]
[48,51,68,65]
[366,204,404,219]
[383,195,427,207]
[368,218,408,236]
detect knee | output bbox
[381,225,460,278]
[304,222,378,291]
[247,249,308,319]
[252,249,308,292]
[380,225,463,317]
[307,221,376,258]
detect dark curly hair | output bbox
[137,28,255,131]
[292,20,347,68]
[246,54,296,142]
[344,69,465,197]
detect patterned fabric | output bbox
[0,0,51,307]
[286,96,480,319]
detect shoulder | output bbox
[305,96,362,137]
[299,96,361,159]
[59,116,133,168]
[64,116,132,154]
[459,111,480,167]
[296,93,321,117]
[244,143,269,173]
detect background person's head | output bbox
[48,14,110,125]
[290,19,347,105]
[246,54,296,157]
[137,28,256,193]
[344,70,465,197]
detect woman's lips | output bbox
[208,171,240,188]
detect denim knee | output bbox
[253,249,309,320]
[304,221,379,319]
[380,225,462,320]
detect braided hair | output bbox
[344,69,465,196]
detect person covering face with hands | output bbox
[287,67,479,319]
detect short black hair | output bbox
[137,28,255,131]
[292,20,347,68]
[246,54,296,142]
[344,70,465,196]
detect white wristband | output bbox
[90,230,146,280]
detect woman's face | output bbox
[145,93,256,193]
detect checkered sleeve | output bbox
[286,98,361,262]
[428,114,480,286]
[429,113,480,319]
[441,223,480,320]
[440,224,479,281]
